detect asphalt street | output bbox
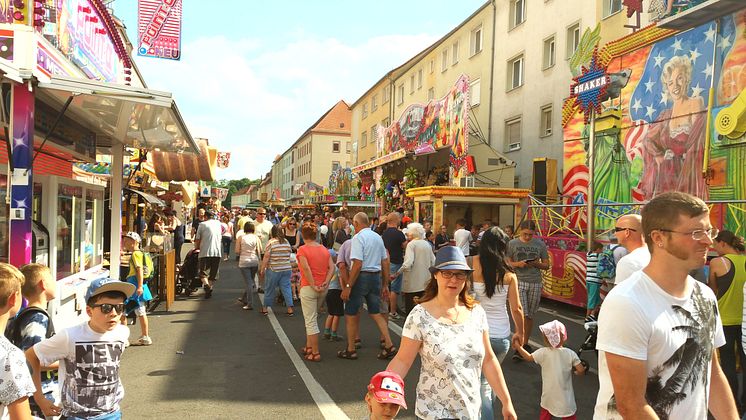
[120,258,600,419]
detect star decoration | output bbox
[569,47,609,124]
[653,52,665,68]
[645,104,656,119]
[12,137,25,149]
[719,35,732,50]
[704,25,716,43]
[14,199,26,208]
[645,79,656,93]
[671,38,683,53]
[689,48,701,64]
[702,62,714,79]
[660,91,669,105]
[691,83,704,98]
[623,0,643,18]
[632,98,642,113]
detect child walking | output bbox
[365,371,407,420]
[515,320,586,419]
[585,241,604,322]
[323,249,343,341]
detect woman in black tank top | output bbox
[284,217,300,251]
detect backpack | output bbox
[597,245,619,279]
[5,306,55,348]
[131,250,155,280]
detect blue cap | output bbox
[429,246,473,274]
[85,277,135,303]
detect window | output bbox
[508,55,524,90]
[332,161,340,172]
[567,23,580,58]
[346,142,351,153]
[362,103,368,119]
[429,59,435,74]
[372,94,378,112]
[510,0,525,29]
[452,41,459,65]
[441,49,448,72]
[428,88,435,101]
[505,117,522,151]
[410,74,415,93]
[543,36,556,69]
[333,141,340,153]
[469,79,481,107]
[382,117,390,127]
[540,104,553,137]
[383,85,391,103]
[397,85,404,104]
[362,131,367,147]
[470,25,483,56]
[603,0,623,17]
[417,69,423,89]
[371,125,377,146]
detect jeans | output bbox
[240,266,258,305]
[222,237,232,256]
[720,325,745,410]
[264,269,294,308]
[480,335,511,420]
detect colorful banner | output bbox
[376,75,470,175]
[217,152,231,168]
[328,168,360,197]
[138,0,182,60]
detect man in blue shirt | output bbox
[338,213,397,360]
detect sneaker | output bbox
[584,315,597,323]
[323,331,331,340]
[242,305,253,310]
[138,336,153,346]
[389,313,402,320]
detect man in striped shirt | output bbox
[585,241,604,322]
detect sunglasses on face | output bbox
[89,303,125,314]
[439,271,468,280]
[614,227,636,232]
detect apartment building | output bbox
[352,1,515,188]
[280,148,294,202]
[490,0,596,190]
[283,100,352,202]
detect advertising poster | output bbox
[138,0,182,60]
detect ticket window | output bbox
[84,189,104,270]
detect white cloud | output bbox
[133,32,439,180]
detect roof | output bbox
[287,100,351,150]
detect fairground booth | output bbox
[352,74,528,231]
[0,2,198,327]
[533,0,746,308]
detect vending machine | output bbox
[31,220,49,266]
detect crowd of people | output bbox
[0,191,743,419]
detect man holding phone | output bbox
[507,220,550,361]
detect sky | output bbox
[113,0,487,181]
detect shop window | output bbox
[57,185,83,280]
[85,189,104,269]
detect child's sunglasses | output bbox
[89,303,125,314]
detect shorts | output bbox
[518,281,542,318]
[199,257,221,281]
[389,263,403,293]
[345,271,382,315]
[586,281,602,310]
[325,289,345,316]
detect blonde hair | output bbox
[20,263,51,298]
[661,56,692,93]
[0,263,24,308]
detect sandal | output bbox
[337,349,358,360]
[377,345,398,360]
[305,352,321,362]
[260,309,269,316]
[300,346,312,356]
[354,338,362,349]
[286,311,294,317]
[380,339,386,349]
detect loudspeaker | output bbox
[532,158,558,201]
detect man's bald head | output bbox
[387,212,401,225]
[353,212,369,226]
[614,214,644,250]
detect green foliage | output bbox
[212,178,260,207]
[569,23,602,77]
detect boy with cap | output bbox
[25,277,135,419]
[122,231,153,345]
[365,371,407,420]
[0,263,36,419]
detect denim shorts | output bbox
[345,271,382,315]
[389,263,403,293]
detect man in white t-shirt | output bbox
[612,214,650,284]
[453,219,472,257]
[594,192,736,419]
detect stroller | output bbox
[176,248,202,296]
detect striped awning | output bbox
[151,139,217,182]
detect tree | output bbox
[211,178,260,207]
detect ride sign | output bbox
[569,48,609,123]
[138,0,182,60]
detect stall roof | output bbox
[35,75,199,155]
[329,201,380,208]
[124,187,165,207]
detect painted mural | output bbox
[563,12,746,233]
[649,0,710,22]
[328,167,360,199]
[377,75,469,176]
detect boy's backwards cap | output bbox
[368,371,407,409]
[539,320,567,348]
[85,278,135,303]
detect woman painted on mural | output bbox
[640,55,708,200]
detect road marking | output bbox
[388,321,598,375]
[266,307,350,420]
[538,307,584,326]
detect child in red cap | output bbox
[365,371,407,420]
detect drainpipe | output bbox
[487,0,497,148]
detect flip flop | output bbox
[337,349,358,360]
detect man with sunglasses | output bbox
[613,214,650,284]
[26,278,135,419]
[595,192,736,419]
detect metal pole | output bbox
[586,110,596,251]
